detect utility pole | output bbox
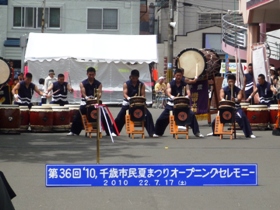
[167,0,174,82]
[41,0,46,33]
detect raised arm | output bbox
[186,85,191,98]
[11,83,20,95]
[67,83,74,93]
[34,85,45,96]
[243,75,247,92]
[246,88,258,102]
[80,82,86,98]
[166,83,173,98]
[220,88,225,101]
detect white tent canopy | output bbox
[24,33,158,104]
[25,33,158,63]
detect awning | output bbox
[4,38,20,47]
[25,33,158,63]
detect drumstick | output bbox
[138,83,141,96]
[48,89,60,96]
[231,85,233,101]
[68,73,72,87]
[177,93,180,97]
[183,86,186,96]
[196,63,198,78]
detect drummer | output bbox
[243,63,254,104]
[12,73,46,109]
[67,67,116,136]
[174,68,198,84]
[114,69,157,137]
[210,74,256,138]
[44,69,57,104]
[154,68,204,138]
[46,74,73,106]
[246,74,276,106]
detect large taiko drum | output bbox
[52,106,70,131]
[0,59,11,86]
[0,105,20,132]
[175,48,221,79]
[64,104,80,124]
[129,96,146,121]
[30,106,53,132]
[19,106,30,131]
[247,105,269,129]
[240,103,250,115]
[269,104,279,128]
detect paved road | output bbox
[1,107,280,210]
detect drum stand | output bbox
[169,111,189,139]
[214,110,236,140]
[80,111,102,139]
[125,110,145,139]
[272,100,280,136]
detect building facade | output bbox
[0,0,140,70]
[153,0,238,76]
[156,0,238,42]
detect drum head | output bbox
[0,59,11,85]
[175,48,206,79]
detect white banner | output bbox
[252,46,269,84]
[28,59,152,104]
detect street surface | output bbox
[1,107,280,210]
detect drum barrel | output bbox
[269,104,279,128]
[246,105,269,129]
[19,106,30,132]
[64,105,80,125]
[30,106,53,132]
[52,106,70,131]
[0,105,20,132]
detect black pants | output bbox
[154,105,200,136]
[114,105,155,137]
[0,171,16,210]
[70,105,113,135]
[211,108,253,137]
[50,100,69,106]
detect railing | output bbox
[261,33,280,60]
[222,11,280,60]
[222,11,247,49]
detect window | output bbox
[13,7,60,29]
[198,13,224,29]
[87,8,118,30]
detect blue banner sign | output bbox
[46,164,258,187]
